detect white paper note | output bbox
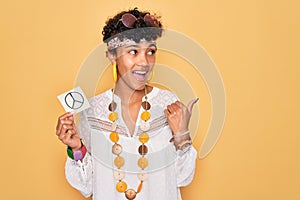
[57,87,90,114]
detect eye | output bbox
[128,50,137,55]
[147,49,156,55]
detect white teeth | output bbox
[133,71,147,75]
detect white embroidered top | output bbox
[65,87,197,200]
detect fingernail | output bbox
[190,99,198,106]
[70,110,76,115]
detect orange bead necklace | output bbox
[108,86,151,200]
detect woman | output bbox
[56,8,198,200]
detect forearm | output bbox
[176,145,197,187]
[65,152,93,197]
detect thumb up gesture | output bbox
[164,98,199,136]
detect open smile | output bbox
[132,70,148,81]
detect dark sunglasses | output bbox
[120,13,160,28]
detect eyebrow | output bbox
[148,43,157,49]
[125,43,157,49]
[125,45,139,48]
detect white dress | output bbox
[65,87,197,200]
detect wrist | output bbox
[172,130,190,144]
[173,134,191,145]
[175,139,192,151]
[169,130,192,150]
[71,143,82,152]
[172,128,189,136]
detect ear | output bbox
[106,50,116,64]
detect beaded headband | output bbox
[107,37,157,50]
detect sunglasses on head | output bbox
[120,13,160,28]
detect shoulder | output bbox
[155,87,179,100]
[83,89,112,117]
[156,87,178,98]
[88,89,111,106]
[151,87,179,108]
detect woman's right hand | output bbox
[56,112,82,151]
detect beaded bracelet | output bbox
[173,130,190,138]
[67,140,87,161]
[176,139,192,151]
[169,130,191,143]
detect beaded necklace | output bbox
[108,86,151,200]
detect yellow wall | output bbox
[1,0,300,199]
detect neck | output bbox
[114,80,147,105]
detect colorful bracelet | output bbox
[67,140,87,161]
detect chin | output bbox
[133,83,147,91]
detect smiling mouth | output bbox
[132,70,148,81]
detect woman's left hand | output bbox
[164,98,199,136]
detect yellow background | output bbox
[1,0,300,199]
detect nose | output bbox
[136,52,149,66]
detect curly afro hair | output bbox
[102,8,163,45]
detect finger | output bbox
[58,119,74,127]
[58,112,73,121]
[56,112,73,130]
[165,108,177,120]
[56,122,65,135]
[171,102,181,112]
[59,129,74,143]
[56,120,73,135]
[58,131,68,141]
[60,133,71,144]
[62,124,75,131]
[60,124,75,135]
[58,119,73,128]
[63,119,74,125]
[167,105,175,114]
[67,115,75,123]
[175,101,184,107]
[187,98,199,113]
[67,115,77,127]
[73,124,79,134]
[66,130,74,140]
[68,129,78,136]
[164,109,170,118]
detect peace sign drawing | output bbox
[57,87,91,113]
[65,92,84,109]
